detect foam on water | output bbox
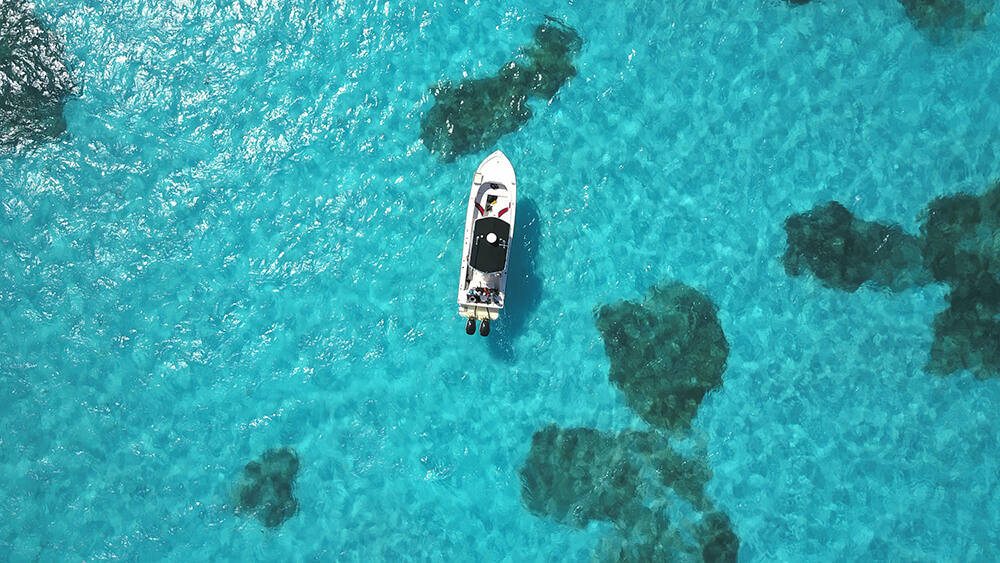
[3,0,1000,560]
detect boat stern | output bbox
[458,303,499,321]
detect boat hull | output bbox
[457,151,517,322]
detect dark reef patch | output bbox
[520,427,738,561]
[594,281,729,432]
[420,18,582,162]
[635,431,714,511]
[596,507,739,563]
[920,183,1000,287]
[519,280,739,561]
[518,20,583,99]
[520,425,641,527]
[920,182,1000,377]
[898,0,992,44]
[1,0,75,149]
[928,280,1000,377]
[782,201,927,292]
[699,511,741,563]
[420,74,531,163]
[232,446,300,528]
[783,181,1000,379]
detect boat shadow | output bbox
[489,197,543,361]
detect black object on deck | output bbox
[469,217,511,273]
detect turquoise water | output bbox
[3,0,1000,560]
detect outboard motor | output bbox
[479,318,491,337]
[465,318,476,335]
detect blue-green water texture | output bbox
[3,0,1000,560]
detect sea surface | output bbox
[3,0,1000,560]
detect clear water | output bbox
[2,0,1000,560]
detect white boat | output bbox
[457,150,517,336]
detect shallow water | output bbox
[2,0,1000,560]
